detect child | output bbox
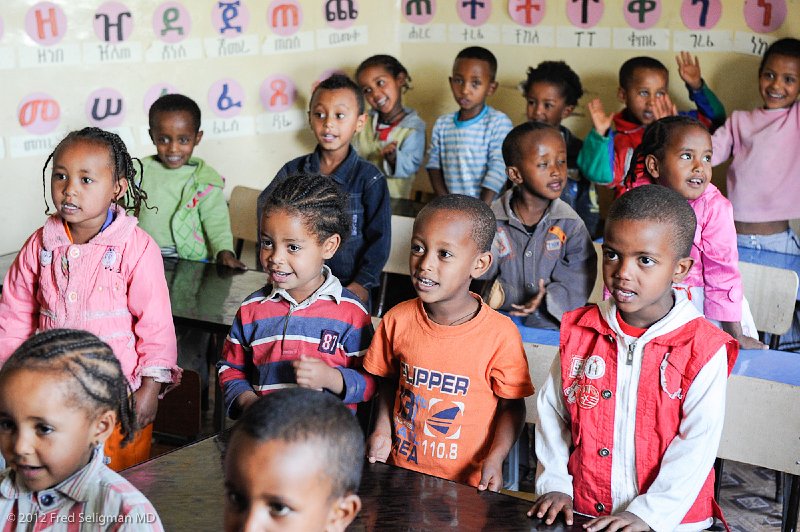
[0,329,164,530]
[138,93,246,269]
[223,388,363,531]
[529,185,737,531]
[523,60,598,235]
[0,127,180,471]
[483,122,596,330]
[354,54,426,199]
[631,116,765,350]
[427,46,514,204]
[578,53,726,197]
[219,173,376,419]
[364,194,534,490]
[712,38,800,255]
[258,74,391,307]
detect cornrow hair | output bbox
[522,61,584,106]
[0,329,137,446]
[41,127,149,217]
[355,54,412,92]
[624,115,707,189]
[262,173,350,245]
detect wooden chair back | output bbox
[739,261,798,336]
[228,186,261,258]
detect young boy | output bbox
[578,53,726,197]
[529,185,737,531]
[138,93,245,269]
[483,122,596,330]
[258,74,391,306]
[427,46,513,204]
[223,388,363,532]
[364,194,534,490]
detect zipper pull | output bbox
[626,342,636,365]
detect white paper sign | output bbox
[556,27,611,49]
[145,39,204,63]
[9,131,65,159]
[398,23,447,43]
[204,35,259,58]
[17,44,81,68]
[612,28,670,51]
[448,24,500,45]
[202,117,256,139]
[256,109,307,135]
[262,31,315,54]
[734,31,777,57]
[501,25,555,47]
[315,26,368,49]
[672,30,733,53]
[83,42,143,64]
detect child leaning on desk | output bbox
[364,194,534,491]
[481,122,596,331]
[529,185,737,532]
[0,128,180,471]
[217,173,376,419]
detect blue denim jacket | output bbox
[258,146,391,291]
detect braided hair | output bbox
[355,54,412,92]
[262,173,350,245]
[0,329,137,445]
[624,115,707,189]
[42,127,148,217]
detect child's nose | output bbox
[12,432,33,457]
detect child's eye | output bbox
[81,177,94,184]
[557,158,567,166]
[52,172,66,181]
[537,162,548,169]
[603,250,618,261]
[335,113,345,119]
[638,90,649,97]
[702,154,711,162]
[0,418,14,432]
[544,103,553,110]
[451,78,463,86]
[471,81,481,89]
[784,76,797,85]
[179,137,191,144]
[260,239,273,249]
[362,87,372,94]
[225,489,247,512]
[655,91,666,98]
[288,244,301,253]
[313,112,326,120]
[411,243,424,255]
[680,153,691,160]
[376,79,385,87]
[438,250,453,259]
[35,423,54,436]
[639,256,655,266]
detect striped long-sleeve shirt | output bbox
[217,268,375,418]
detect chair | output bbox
[375,215,415,317]
[228,186,261,259]
[739,261,798,348]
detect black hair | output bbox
[312,73,366,115]
[417,194,496,253]
[455,46,498,80]
[625,115,708,188]
[0,329,137,445]
[148,93,202,133]
[522,61,583,106]
[42,127,148,217]
[262,173,350,245]
[759,37,800,73]
[229,388,364,497]
[619,56,668,89]
[606,184,696,258]
[355,54,412,92]
[502,121,563,168]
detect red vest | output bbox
[559,305,738,524]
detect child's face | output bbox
[618,68,668,125]
[309,88,366,157]
[50,139,128,244]
[602,218,692,329]
[645,125,711,201]
[525,82,573,127]
[409,209,492,309]
[357,65,406,119]
[759,53,800,109]
[224,433,360,532]
[260,207,340,304]
[449,58,498,120]
[149,110,203,169]
[0,369,114,492]
[508,130,567,202]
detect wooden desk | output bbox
[738,245,800,300]
[122,435,586,531]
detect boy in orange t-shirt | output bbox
[364,194,534,490]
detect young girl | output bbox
[217,173,375,418]
[628,116,765,350]
[0,329,164,530]
[0,127,180,470]
[354,54,426,199]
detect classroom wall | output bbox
[1,0,798,254]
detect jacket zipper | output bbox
[626,341,636,365]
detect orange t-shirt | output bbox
[364,296,535,486]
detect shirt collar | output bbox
[264,265,342,309]
[306,146,358,185]
[453,104,489,128]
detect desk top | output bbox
[122,436,584,531]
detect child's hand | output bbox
[584,511,650,532]
[737,335,768,350]
[527,491,574,525]
[366,430,392,463]
[293,355,344,394]
[652,93,677,120]
[587,99,614,136]
[477,457,504,492]
[346,282,370,304]
[721,321,768,350]
[676,51,703,91]
[217,250,247,270]
[133,377,161,428]
[510,279,546,316]
[381,141,398,166]
[236,390,260,412]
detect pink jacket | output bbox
[686,183,742,322]
[0,205,179,390]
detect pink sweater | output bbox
[0,205,179,390]
[686,184,742,322]
[711,101,800,223]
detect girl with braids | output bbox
[217,173,375,419]
[354,54,426,199]
[628,116,765,350]
[0,329,163,530]
[0,127,180,470]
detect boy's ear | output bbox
[487,80,499,97]
[672,256,694,283]
[561,105,575,120]
[114,178,129,201]
[397,72,408,91]
[506,166,523,186]
[471,250,493,279]
[325,494,361,532]
[644,154,660,179]
[321,234,342,260]
[194,130,204,146]
[147,129,155,145]
[617,86,627,104]
[355,112,367,133]
[92,409,117,445]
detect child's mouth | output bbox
[415,276,437,290]
[613,288,636,302]
[61,203,79,214]
[688,177,705,186]
[270,271,292,283]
